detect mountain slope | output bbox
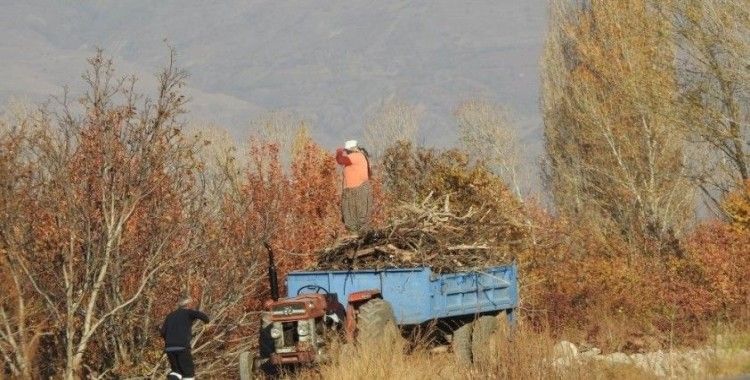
[0,1,546,165]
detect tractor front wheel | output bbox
[356,298,401,345]
[238,351,254,380]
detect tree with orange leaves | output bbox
[0,49,254,378]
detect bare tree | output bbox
[455,99,523,198]
[664,0,750,214]
[248,110,309,170]
[542,0,695,250]
[363,98,422,162]
[193,126,245,201]
[0,107,50,379]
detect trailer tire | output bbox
[452,322,473,364]
[471,315,500,366]
[472,313,511,366]
[356,298,401,345]
[496,311,511,341]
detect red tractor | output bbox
[239,244,519,378]
[239,245,399,378]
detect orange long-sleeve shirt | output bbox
[336,148,369,188]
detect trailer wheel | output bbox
[356,298,400,344]
[452,322,473,364]
[472,314,508,366]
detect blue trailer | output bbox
[239,261,519,378]
[286,264,518,326]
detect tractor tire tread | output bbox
[356,298,399,343]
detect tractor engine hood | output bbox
[266,294,329,322]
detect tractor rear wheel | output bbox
[452,322,473,364]
[356,298,401,345]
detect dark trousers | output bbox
[342,180,373,232]
[166,349,195,378]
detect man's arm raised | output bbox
[336,148,352,166]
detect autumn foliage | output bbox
[379,140,749,351]
[724,180,750,232]
[526,0,750,355]
[0,51,345,378]
[226,138,342,280]
[0,36,749,378]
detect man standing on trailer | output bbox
[160,297,210,380]
[336,140,373,235]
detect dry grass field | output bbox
[292,323,750,380]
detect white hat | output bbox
[344,140,358,150]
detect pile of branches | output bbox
[311,194,523,272]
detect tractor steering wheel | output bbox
[296,285,329,295]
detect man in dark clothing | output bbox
[160,297,210,379]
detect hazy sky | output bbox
[0,0,548,187]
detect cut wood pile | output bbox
[310,194,523,272]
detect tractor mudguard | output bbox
[344,289,382,341]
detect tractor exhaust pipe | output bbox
[263,241,280,301]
